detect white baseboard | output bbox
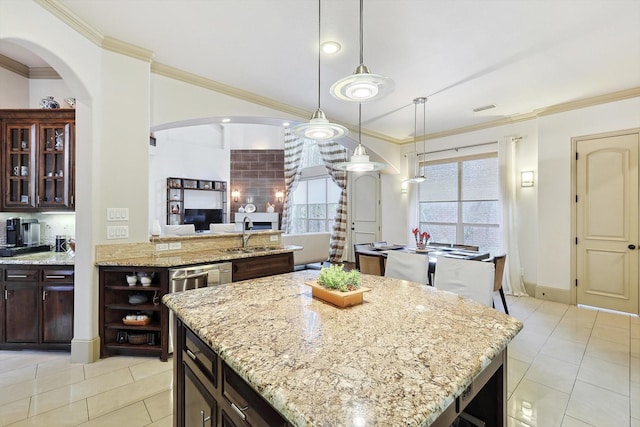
[70,336,101,364]
[533,285,572,305]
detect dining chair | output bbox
[484,254,508,314]
[384,251,430,284]
[434,256,495,307]
[452,244,479,251]
[356,252,386,276]
[427,242,452,248]
[353,243,374,269]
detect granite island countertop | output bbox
[163,270,523,426]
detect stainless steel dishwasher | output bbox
[168,262,232,353]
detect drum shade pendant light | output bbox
[330,0,394,103]
[404,97,428,184]
[293,0,348,141]
[336,104,386,172]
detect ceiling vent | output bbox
[472,104,496,113]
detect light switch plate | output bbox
[270,235,278,242]
[107,225,129,239]
[155,243,169,251]
[169,242,182,250]
[107,208,129,221]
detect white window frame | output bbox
[418,152,500,252]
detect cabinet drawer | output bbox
[184,328,217,387]
[42,269,74,282]
[5,269,39,282]
[222,362,288,427]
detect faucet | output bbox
[242,216,253,248]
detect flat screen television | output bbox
[183,209,224,232]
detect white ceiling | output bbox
[2,0,639,143]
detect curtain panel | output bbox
[498,137,528,296]
[281,128,304,233]
[318,141,349,263]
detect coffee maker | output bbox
[6,218,40,247]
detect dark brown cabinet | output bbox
[0,109,75,211]
[231,252,294,282]
[0,265,74,350]
[174,319,291,427]
[99,266,170,361]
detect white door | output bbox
[575,130,639,314]
[347,172,381,262]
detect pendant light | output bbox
[330,0,394,103]
[404,97,428,184]
[335,104,386,172]
[293,0,348,141]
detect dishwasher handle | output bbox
[172,271,210,281]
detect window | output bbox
[290,140,341,233]
[418,153,500,253]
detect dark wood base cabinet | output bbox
[99,266,170,361]
[231,252,294,282]
[174,319,291,427]
[174,318,507,427]
[0,266,74,351]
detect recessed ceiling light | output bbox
[221,118,231,123]
[282,122,290,127]
[321,41,341,54]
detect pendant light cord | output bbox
[359,0,364,66]
[414,101,419,177]
[317,0,322,110]
[358,103,362,145]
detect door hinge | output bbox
[576,152,579,160]
[575,237,578,245]
[575,195,578,203]
[575,278,578,287]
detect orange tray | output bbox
[122,317,151,326]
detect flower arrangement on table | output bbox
[412,227,431,249]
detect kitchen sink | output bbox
[222,246,280,254]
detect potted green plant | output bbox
[307,265,369,307]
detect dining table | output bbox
[355,244,491,285]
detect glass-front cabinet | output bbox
[1,110,75,211]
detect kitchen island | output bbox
[163,270,523,426]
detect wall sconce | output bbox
[231,189,240,202]
[275,190,284,203]
[521,171,534,187]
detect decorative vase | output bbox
[40,96,60,109]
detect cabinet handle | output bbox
[45,275,66,279]
[230,402,247,421]
[185,348,197,361]
[4,290,7,300]
[37,195,40,205]
[200,410,211,426]
[7,275,28,279]
[42,291,48,301]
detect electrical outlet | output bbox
[270,235,278,242]
[169,242,182,250]
[155,243,169,251]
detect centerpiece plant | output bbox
[317,264,361,292]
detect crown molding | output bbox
[0,53,29,78]
[398,86,640,145]
[102,37,155,63]
[35,0,103,46]
[30,67,61,79]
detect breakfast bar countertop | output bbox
[0,251,74,265]
[163,270,523,426]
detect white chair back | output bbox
[384,251,429,284]
[434,256,495,307]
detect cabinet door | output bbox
[184,363,216,427]
[4,284,39,343]
[4,123,36,209]
[41,285,74,343]
[38,122,74,209]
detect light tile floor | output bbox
[0,295,637,426]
